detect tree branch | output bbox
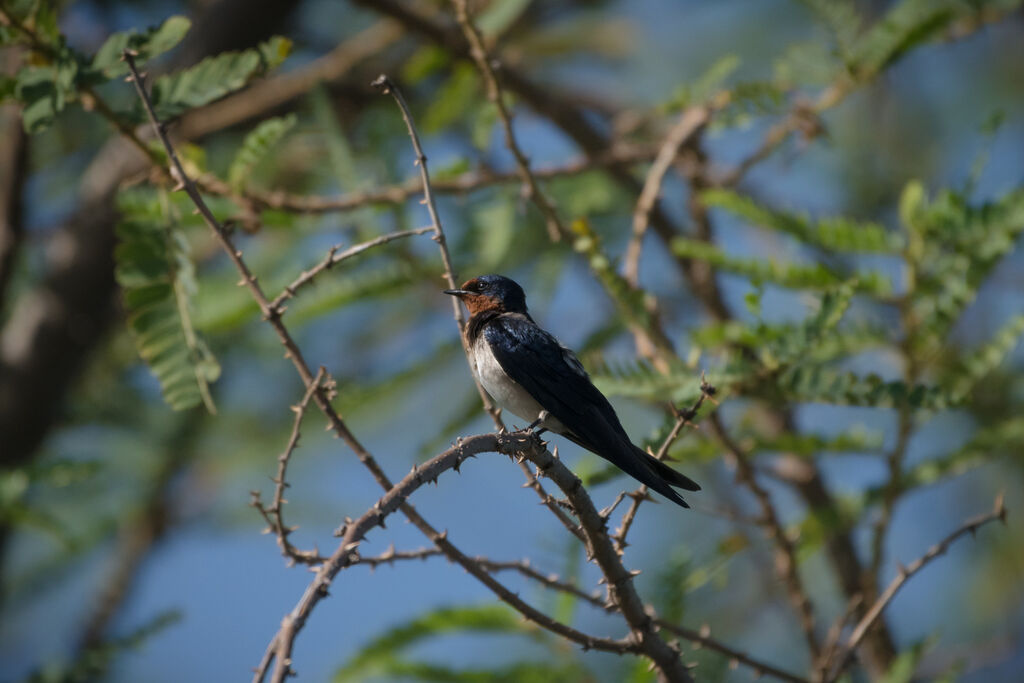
[250,368,328,566]
[709,413,821,661]
[826,495,1008,682]
[450,0,565,241]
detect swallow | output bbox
[445,274,700,508]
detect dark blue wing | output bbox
[484,315,698,507]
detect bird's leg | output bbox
[524,410,550,435]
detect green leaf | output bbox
[335,659,590,683]
[702,188,903,252]
[15,48,78,134]
[948,314,1024,398]
[797,0,864,57]
[776,366,952,410]
[890,417,1024,497]
[0,74,16,102]
[910,187,1024,345]
[850,0,964,78]
[227,113,296,191]
[663,54,740,111]
[90,15,191,78]
[423,63,479,133]
[115,192,219,412]
[142,36,291,121]
[671,237,892,295]
[879,637,937,683]
[774,41,842,88]
[477,0,533,38]
[336,604,540,683]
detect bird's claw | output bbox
[513,411,549,440]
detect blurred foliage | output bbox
[2,0,1023,681]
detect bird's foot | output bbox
[523,410,550,436]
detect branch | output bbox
[826,495,1008,682]
[512,437,694,682]
[253,432,639,683]
[250,368,328,565]
[709,413,822,660]
[269,227,433,313]
[451,0,565,241]
[623,103,714,287]
[194,144,657,215]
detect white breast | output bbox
[472,335,565,432]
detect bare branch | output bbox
[709,413,822,660]
[826,495,1008,682]
[250,368,328,565]
[451,0,565,241]
[124,53,584,682]
[253,432,639,683]
[623,104,714,287]
[269,227,434,313]
[194,144,656,215]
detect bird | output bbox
[444,274,700,508]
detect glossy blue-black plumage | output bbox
[448,275,700,509]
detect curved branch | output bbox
[253,432,638,683]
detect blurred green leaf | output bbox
[115,192,219,412]
[672,237,891,295]
[227,113,297,191]
[703,188,903,252]
[90,15,191,78]
[336,604,542,683]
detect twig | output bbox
[194,144,657,215]
[250,368,327,565]
[826,495,1008,683]
[709,413,822,660]
[451,0,565,242]
[269,227,433,312]
[613,375,716,555]
[351,545,442,569]
[623,104,713,287]
[515,458,586,542]
[815,595,863,683]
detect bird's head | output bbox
[444,274,528,315]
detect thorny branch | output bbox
[250,368,328,565]
[269,226,433,313]
[825,495,1008,682]
[109,8,1016,682]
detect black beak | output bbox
[444,289,470,296]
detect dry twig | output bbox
[250,368,328,565]
[825,495,1008,682]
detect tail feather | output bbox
[559,430,698,509]
[636,445,701,491]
